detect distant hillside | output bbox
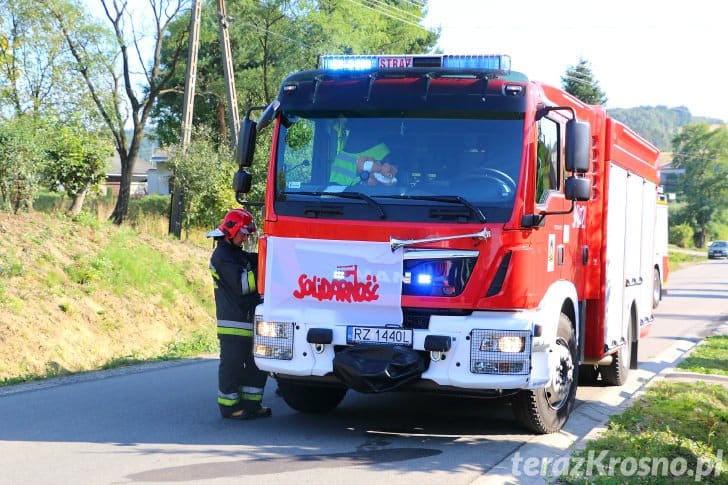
[607,106,724,152]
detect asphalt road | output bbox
[1,259,725,485]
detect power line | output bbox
[239,20,312,49]
[561,74,602,89]
[345,0,425,30]
[399,0,426,8]
[367,0,421,22]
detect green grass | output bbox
[0,252,24,278]
[678,336,728,376]
[558,333,728,484]
[668,250,707,271]
[560,381,728,484]
[1,329,218,387]
[99,226,213,311]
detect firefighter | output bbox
[206,208,271,420]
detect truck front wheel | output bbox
[277,379,348,413]
[512,313,577,434]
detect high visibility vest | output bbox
[329,143,390,185]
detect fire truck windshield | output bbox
[274,115,523,223]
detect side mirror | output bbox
[565,176,591,201]
[565,119,590,173]
[236,117,257,168]
[233,168,253,195]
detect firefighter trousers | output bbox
[217,336,268,416]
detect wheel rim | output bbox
[653,270,661,306]
[545,337,574,410]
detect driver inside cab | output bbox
[329,128,398,186]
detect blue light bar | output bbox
[442,54,510,71]
[319,56,377,71]
[318,54,511,74]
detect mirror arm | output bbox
[542,199,576,217]
[522,200,576,228]
[536,105,576,121]
[245,105,267,120]
[235,194,264,208]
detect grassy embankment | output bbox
[0,210,218,386]
[560,337,727,484]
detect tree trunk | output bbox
[111,154,134,225]
[217,102,227,142]
[68,186,88,217]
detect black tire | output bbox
[277,379,347,413]
[578,364,599,385]
[652,267,662,309]
[601,319,633,386]
[512,313,578,434]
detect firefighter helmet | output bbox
[206,209,256,238]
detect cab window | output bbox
[536,118,561,204]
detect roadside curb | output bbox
[471,325,727,485]
[0,354,218,397]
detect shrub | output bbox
[669,223,694,248]
[33,191,68,212]
[128,195,170,223]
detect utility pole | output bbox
[217,0,240,147]
[169,0,202,237]
[180,0,202,148]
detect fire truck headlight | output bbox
[471,329,531,375]
[479,335,525,353]
[256,320,293,338]
[500,336,526,353]
[254,319,294,360]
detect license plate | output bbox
[346,326,413,346]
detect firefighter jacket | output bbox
[329,142,390,185]
[209,239,260,339]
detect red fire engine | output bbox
[233,54,665,433]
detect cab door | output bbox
[533,116,568,283]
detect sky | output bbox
[84,0,727,122]
[422,0,727,121]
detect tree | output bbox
[561,57,607,105]
[43,124,112,216]
[0,0,96,119]
[0,115,45,213]
[671,123,728,247]
[46,0,190,224]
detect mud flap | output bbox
[333,344,426,393]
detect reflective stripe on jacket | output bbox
[216,319,253,338]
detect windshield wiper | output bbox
[378,194,486,222]
[289,191,386,219]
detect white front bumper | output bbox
[254,306,554,391]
